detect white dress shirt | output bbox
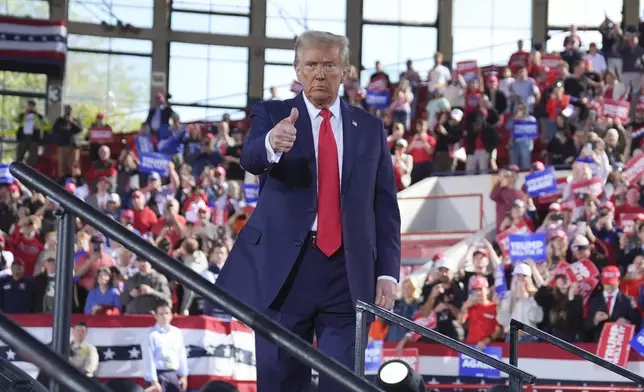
[264,94,396,284]
[144,323,189,382]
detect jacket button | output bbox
[308,207,316,213]
[295,241,303,247]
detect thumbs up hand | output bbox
[269,107,298,153]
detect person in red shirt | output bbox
[406,119,436,184]
[74,234,116,307]
[615,185,644,226]
[460,275,501,348]
[131,190,158,235]
[464,79,484,114]
[8,215,44,277]
[508,39,531,75]
[151,198,186,247]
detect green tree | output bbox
[0,0,149,134]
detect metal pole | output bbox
[0,310,111,392]
[353,307,367,377]
[50,209,76,392]
[508,376,523,392]
[509,325,519,366]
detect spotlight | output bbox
[376,359,426,392]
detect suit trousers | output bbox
[16,137,38,167]
[255,236,356,392]
[57,145,78,179]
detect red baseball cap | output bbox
[470,275,489,290]
[7,184,19,192]
[214,166,226,177]
[549,203,562,212]
[550,229,567,240]
[121,209,134,220]
[601,265,621,286]
[600,201,615,211]
[64,182,77,193]
[532,161,545,171]
[132,191,143,199]
[473,248,488,257]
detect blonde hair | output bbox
[294,31,350,69]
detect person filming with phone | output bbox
[74,234,116,311]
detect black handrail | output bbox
[510,319,644,385]
[0,309,111,392]
[354,300,536,391]
[9,162,382,392]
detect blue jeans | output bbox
[544,120,557,142]
[510,138,534,170]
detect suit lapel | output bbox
[340,99,355,195]
[291,93,317,182]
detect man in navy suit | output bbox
[216,30,401,392]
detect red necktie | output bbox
[606,295,613,317]
[317,109,342,257]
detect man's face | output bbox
[73,325,87,342]
[437,267,452,283]
[132,194,145,210]
[45,259,55,274]
[518,67,527,79]
[572,246,590,261]
[97,180,109,193]
[295,44,346,107]
[156,305,173,325]
[210,246,228,265]
[27,103,35,113]
[11,263,23,277]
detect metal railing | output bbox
[355,301,537,392]
[509,319,644,385]
[9,162,383,392]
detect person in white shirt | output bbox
[69,322,99,377]
[584,43,607,74]
[0,236,13,278]
[144,304,189,392]
[427,52,452,90]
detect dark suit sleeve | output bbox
[624,295,642,330]
[374,119,402,280]
[240,102,274,175]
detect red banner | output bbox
[88,126,114,143]
[456,60,479,82]
[570,177,603,206]
[409,311,437,342]
[602,99,630,123]
[566,259,600,282]
[382,348,420,372]
[541,53,562,69]
[578,277,599,307]
[620,213,641,234]
[596,322,635,367]
[622,154,644,185]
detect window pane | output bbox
[453,0,531,29]
[1,0,49,18]
[169,43,248,107]
[205,108,246,121]
[361,25,437,85]
[64,51,151,130]
[265,49,296,65]
[264,64,297,100]
[548,0,622,27]
[172,105,207,123]
[265,0,346,39]
[68,35,153,55]
[546,29,603,52]
[0,71,47,93]
[68,0,154,28]
[171,0,250,14]
[171,12,249,35]
[453,28,532,65]
[363,0,437,24]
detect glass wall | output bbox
[263,49,296,100]
[452,0,532,66]
[0,0,49,18]
[68,0,154,28]
[361,0,438,85]
[168,43,248,120]
[171,0,250,36]
[64,35,152,130]
[265,0,346,39]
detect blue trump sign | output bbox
[0,164,13,184]
[458,346,502,379]
[630,328,644,357]
[138,152,171,176]
[509,233,547,263]
[524,167,557,197]
[365,90,390,110]
[494,263,507,297]
[135,134,155,154]
[364,340,383,374]
[513,120,538,140]
[243,183,260,204]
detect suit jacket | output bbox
[584,290,641,342]
[216,93,401,311]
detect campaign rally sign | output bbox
[541,53,562,69]
[138,152,171,176]
[622,153,644,185]
[458,346,502,379]
[534,177,567,205]
[629,328,644,358]
[494,263,508,298]
[0,164,13,184]
[408,311,437,342]
[243,183,259,204]
[603,99,630,123]
[365,90,389,110]
[578,277,599,307]
[596,323,635,367]
[513,120,539,140]
[135,134,155,154]
[524,167,557,197]
[382,348,420,373]
[364,340,383,374]
[576,155,601,178]
[566,259,600,282]
[88,126,114,143]
[620,213,641,234]
[496,227,517,257]
[508,233,547,263]
[570,177,603,206]
[456,60,479,83]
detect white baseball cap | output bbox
[450,108,463,122]
[512,263,532,277]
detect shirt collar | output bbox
[155,323,171,333]
[302,93,341,121]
